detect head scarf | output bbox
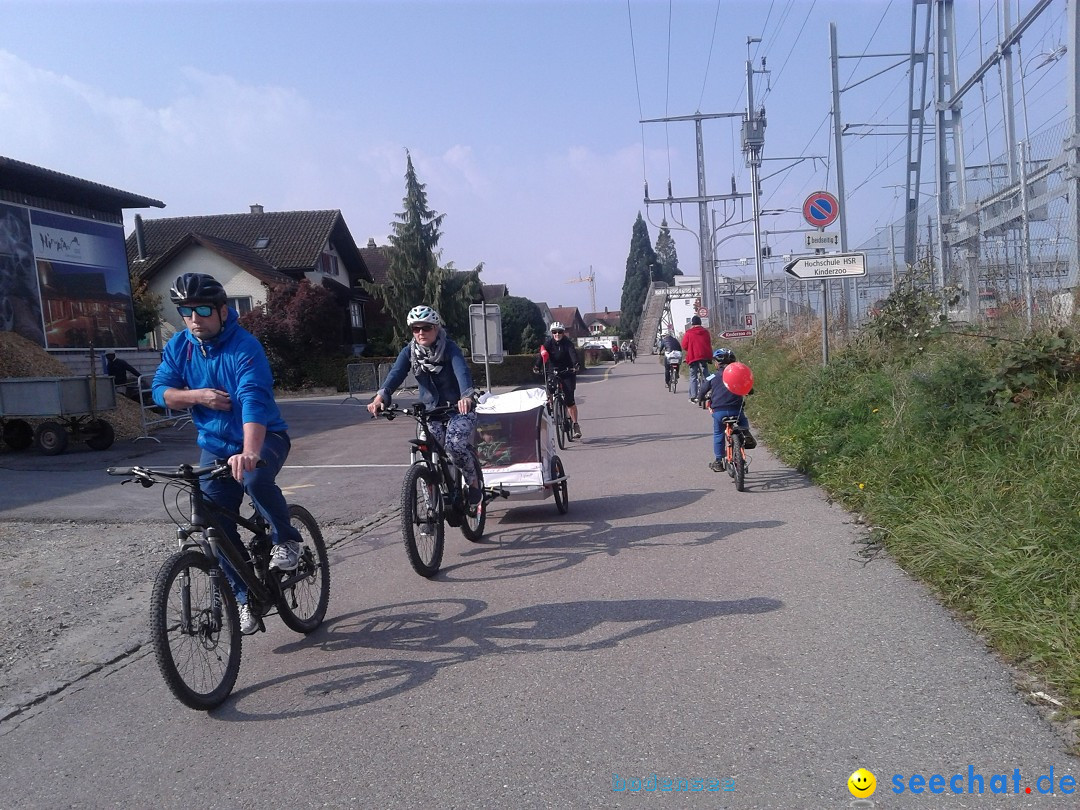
[411,325,448,375]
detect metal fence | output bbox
[342,362,418,405]
[131,374,192,442]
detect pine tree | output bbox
[619,213,658,338]
[364,151,447,346]
[654,219,681,283]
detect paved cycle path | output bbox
[0,359,1074,808]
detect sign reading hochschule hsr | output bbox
[0,200,136,349]
[784,252,867,280]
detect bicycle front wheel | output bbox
[150,549,241,711]
[461,449,486,542]
[276,504,330,633]
[401,464,445,577]
[554,397,568,449]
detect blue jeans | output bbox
[712,409,749,460]
[199,431,300,605]
[689,360,709,399]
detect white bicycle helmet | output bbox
[406,305,442,327]
[549,321,565,332]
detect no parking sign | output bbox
[803,191,840,228]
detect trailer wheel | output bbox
[85,419,115,451]
[2,419,34,451]
[36,421,69,455]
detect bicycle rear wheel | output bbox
[551,455,568,514]
[461,450,486,542]
[150,549,241,711]
[401,463,445,577]
[732,433,746,492]
[276,504,330,633]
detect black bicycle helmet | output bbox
[713,347,736,364]
[170,273,227,307]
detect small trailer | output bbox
[0,376,117,454]
[475,387,568,513]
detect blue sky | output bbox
[1,0,1070,315]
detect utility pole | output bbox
[829,23,852,329]
[744,37,768,322]
[642,112,745,321]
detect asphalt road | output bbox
[0,360,1075,809]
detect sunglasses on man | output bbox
[177,304,217,318]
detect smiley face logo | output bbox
[848,768,876,797]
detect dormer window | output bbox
[253,237,269,249]
[319,253,340,276]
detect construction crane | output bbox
[567,267,597,313]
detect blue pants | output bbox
[199,431,300,605]
[712,409,749,461]
[689,360,710,399]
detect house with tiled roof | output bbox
[584,309,621,336]
[546,306,588,340]
[481,283,508,301]
[127,205,372,352]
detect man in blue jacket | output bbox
[152,272,301,634]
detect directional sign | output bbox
[804,231,840,249]
[803,191,840,228]
[720,329,754,339]
[785,252,867,279]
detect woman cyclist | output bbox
[368,305,482,504]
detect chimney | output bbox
[134,214,146,260]
[250,203,264,215]
[367,237,377,248]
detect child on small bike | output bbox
[699,347,757,472]
[368,305,482,504]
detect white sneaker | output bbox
[238,603,259,635]
[269,540,301,571]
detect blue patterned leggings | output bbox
[429,411,479,487]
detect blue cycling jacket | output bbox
[152,308,288,459]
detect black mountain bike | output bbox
[106,462,329,710]
[544,368,576,450]
[666,360,681,394]
[377,403,505,578]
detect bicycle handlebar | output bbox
[106,459,264,486]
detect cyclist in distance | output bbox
[152,272,302,635]
[659,331,682,388]
[681,314,713,404]
[368,305,482,504]
[533,321,582,438]
[699,347,757,472]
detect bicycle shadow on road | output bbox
[578,431,706,448]
[224,595,782,720]
[497,489,711,523]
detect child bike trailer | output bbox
[475,388,568,514]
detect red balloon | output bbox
[722,362,754,396]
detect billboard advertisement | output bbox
[0,201,135,349]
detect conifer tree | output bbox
[654,219,681,283]
[618,213,659,338]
